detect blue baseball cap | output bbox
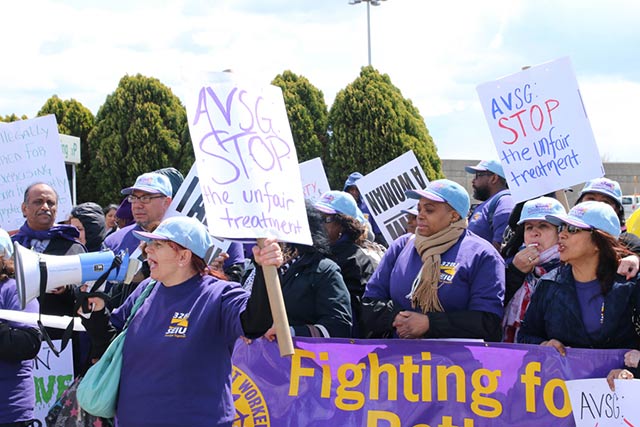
[314,191,366,224]
[465,160,505,179]
[0,228,12,258]
[133,216,214,260]
[401,205,418,216]
[545,200,621,238]
[517,197,566,225]
[343,172,363,191]
[121,172,173,197]
[405,179,470,219]
[578,177,623,210]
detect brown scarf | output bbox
[410,218,467,313]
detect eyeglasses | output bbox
[127,194,165,204]
[474,172,493,179]
[558,223,592,234]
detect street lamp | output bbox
[349,0,387,66]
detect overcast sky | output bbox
[2,0,639,162]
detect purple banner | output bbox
[230,338,626,427]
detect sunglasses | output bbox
[558,223,592,234]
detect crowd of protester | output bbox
[2,161,640,426]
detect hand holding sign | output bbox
[185,72,311,356]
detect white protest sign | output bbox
[477,57,604,203]
[0,310,85,331]
[0,115,73,231]
[184,73,311,245]
[59,134,81,164]
[299,157,330,202]
[356,151,429,245]
[164,163,232,261]
[33,340,74,424]
[566,378,640,427]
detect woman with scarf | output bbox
[518,201,640,355]
[361,179,505,341]
[502,197,565,342]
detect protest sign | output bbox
[59,134,81,164]
[299,157,330,202]
[355,151,429,244]
[184,73,311,246]
[565,378,640,427]
[164,163,231,261]
[477,57,604,203]
[231,338,627,427]
[33,340,74,424]
[0,115,72,231]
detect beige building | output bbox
[441,159,640,206]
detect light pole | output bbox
[349,0,387,66]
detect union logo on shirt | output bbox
[439,262,458,284]
[165,312,190,338]
[471,212,482,222]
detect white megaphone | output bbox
[13,242,139,310]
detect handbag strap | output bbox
[122,280,156,330]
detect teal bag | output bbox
[77,281,156,418]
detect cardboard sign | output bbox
[565,378,640,427]
[299,157,330,202]
[356,151,429,244]
[184,73,311,245]
[0,115,72,231]
[32,340,74,424]
[477,57,604,203]
[164,163,232,261]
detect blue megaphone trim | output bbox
[79,250,130,282]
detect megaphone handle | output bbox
[36,259,74,357]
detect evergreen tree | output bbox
[0,113,28,122]
[271,71,329,164]
[86,74,193,206]
[38,95,95,202]
[328,66,442,188]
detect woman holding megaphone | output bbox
[79,216,281,427]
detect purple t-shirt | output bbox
[103,223,143,255]
[111,275,249,427]
[364,230,505,318]
[575,279,604,337]
[468,190,514,245]
[223,241,245,269]
[0,278,39,424]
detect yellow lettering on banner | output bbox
[367,410,402,427]
[520,361,541,412]
[320,351,331,398]
[543,378,571,418]
[436,365,465,403]
[470,369,502,418]
[438,415,475,427]
[369,353,398,401]
[400,355,420,402]
[421,352,432,402]
[289,349,316,396]
[336,363,366,411]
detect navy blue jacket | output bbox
[518,264,640,350]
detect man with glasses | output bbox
[104,172,173,255]
[464,160,514,251]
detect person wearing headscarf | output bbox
[70,202,107,252]
[361,179,505,341]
